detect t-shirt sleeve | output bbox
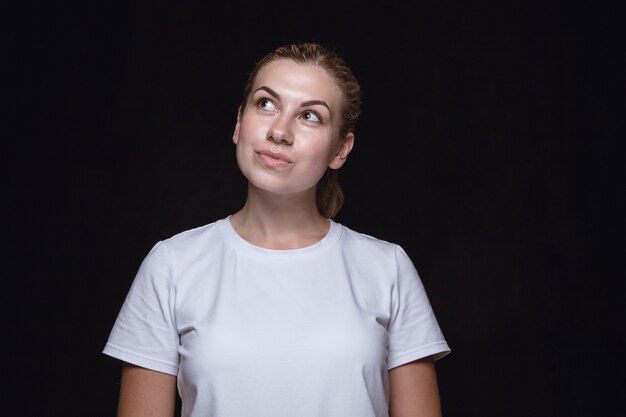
[102,241,180,376]
[387,245,450,370]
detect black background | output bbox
[6,1,622,416]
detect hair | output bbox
[239,42,362,218]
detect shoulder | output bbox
[141,218,228,270]
[160,218,225,251]
[337,223,407,263]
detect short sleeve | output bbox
[387,245,450,370]
[102,241,180,376]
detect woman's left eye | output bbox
[302,111,321,123]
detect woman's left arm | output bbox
[388,356,442,417]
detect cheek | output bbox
[302,139,339,168]
[237,110,272,141]
[237,120,258,145]
[315,134,340,159]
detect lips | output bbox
[256,149,292,168]
[258,150,290,162]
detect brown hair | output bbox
[239,42,362,218]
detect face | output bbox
[233,59,354,195]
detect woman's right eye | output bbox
[257,98,276,111]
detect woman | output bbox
[104,42,450,417]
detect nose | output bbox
[266,115,293,145]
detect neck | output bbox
[229,184,330,250]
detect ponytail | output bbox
[317,169,343,219]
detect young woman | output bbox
[104,42,450,417]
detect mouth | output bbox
[256,150,292,168]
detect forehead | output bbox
[253,59,343,107]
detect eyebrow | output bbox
[254,86,331,111]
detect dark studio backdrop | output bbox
[5,1,622,416]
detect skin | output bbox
[388,357,443,417]
[116,363,176,417]
[115,58,443,417]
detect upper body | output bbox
[104,217,449,417]
[105,42,450,417]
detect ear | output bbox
[329,132,355,169]
[232,107,242,144]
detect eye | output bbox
[257,97,276,112]
[302,111,321,123]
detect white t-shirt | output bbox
[103,217,450,417]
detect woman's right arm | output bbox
[117,363,177,417]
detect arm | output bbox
[117,363,177,417]
[388,356,442,417]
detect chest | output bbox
[174,255,392,377]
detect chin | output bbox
[245,176,316,196]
